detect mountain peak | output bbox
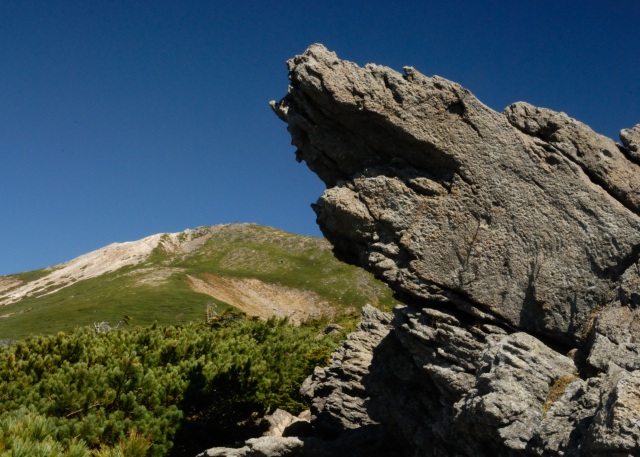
[0,223,393,338]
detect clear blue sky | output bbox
[1,0,638,275]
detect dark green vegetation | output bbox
[0,225,382,454]
[0,316,349,456]
[0,224,394,340]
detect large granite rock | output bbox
[299,305,393,436]
[272,44,640,347]
[266,44,640,457]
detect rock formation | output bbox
[271,44,640,347]
[269,44,640,456]
[198,305,400,457]
[204,45,640,456]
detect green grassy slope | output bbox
[0,224,394,339]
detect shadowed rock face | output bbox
[261,45,640,457]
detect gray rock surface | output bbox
[586,306,640,372]
[272,45,640,349]
[504,102,640,214]
[268,44,640,456]
[197,437,304,457]
[586,366,640,455]
[620,124,640,162]
[300,304,392,436]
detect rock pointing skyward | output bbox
[268,44,640,457]
[272,44,640,348]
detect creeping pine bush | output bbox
[0,317,346,456]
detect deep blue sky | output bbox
[1,1,638,275]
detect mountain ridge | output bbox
[0,223,394,339]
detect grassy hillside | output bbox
[0,224,394,339]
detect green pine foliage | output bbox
[0,317,348,456]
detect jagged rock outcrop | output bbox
[197,306,401,457]
[620,124,640,163]
[272,44,640,347]
[266,44,640,456]
[300,305,393,436]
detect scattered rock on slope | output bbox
[233,44,640,457]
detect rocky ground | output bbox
[185,273,334,323]
[0,232,171,306]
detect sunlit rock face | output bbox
[258,44,640,456]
